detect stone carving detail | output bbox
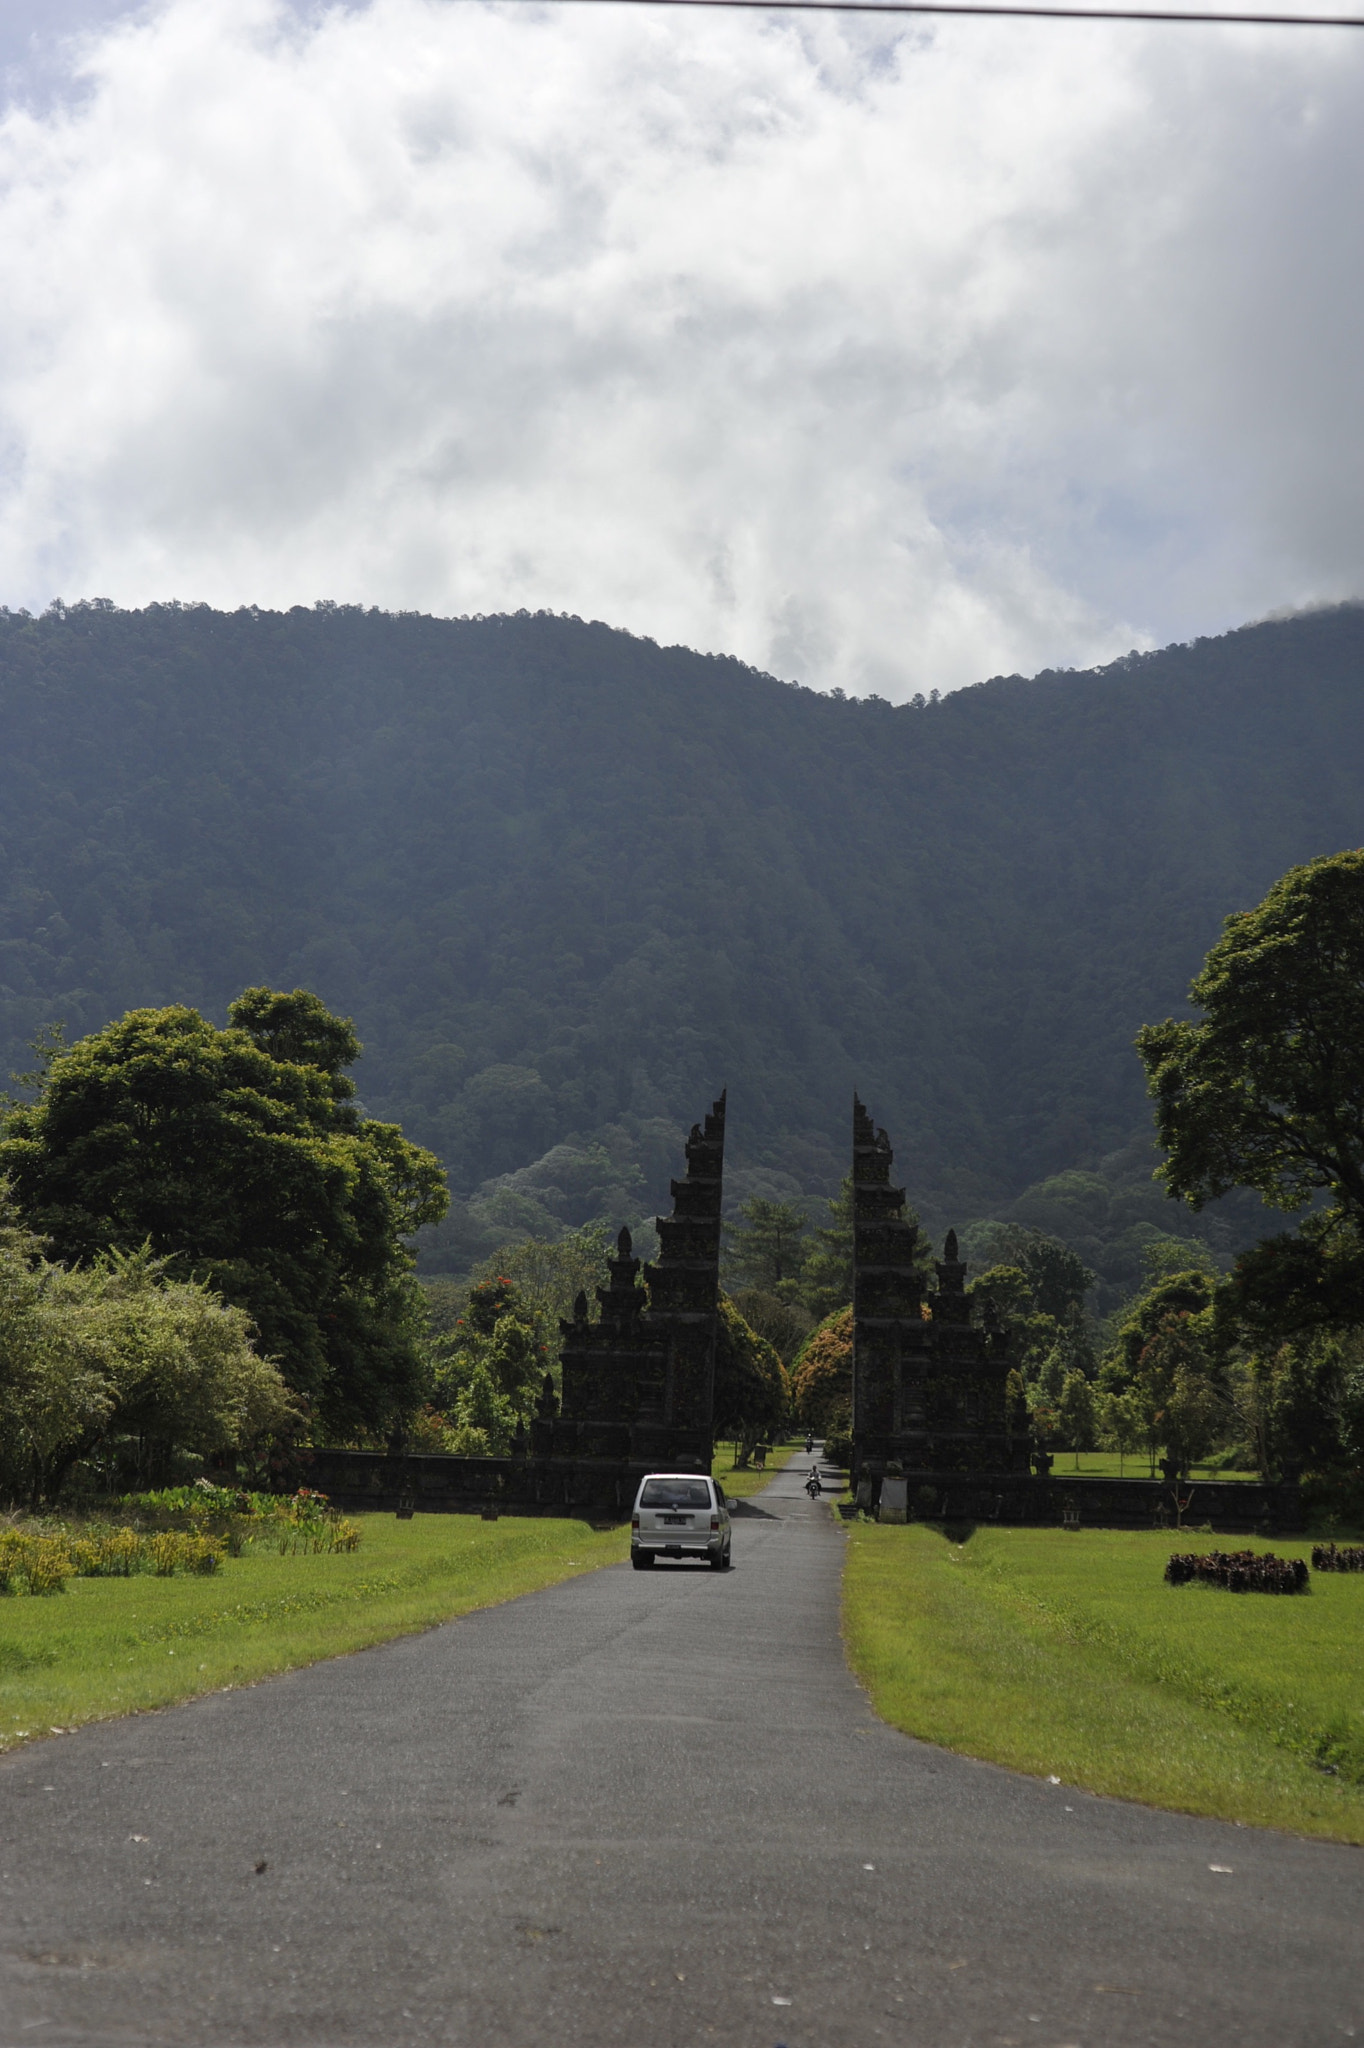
[547,1091,727,1473]
[852,1094,1029,1484]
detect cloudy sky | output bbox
[0,0,1361,696]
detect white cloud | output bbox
[0,0,1361,694]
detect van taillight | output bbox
[631,1514,640,1528]
[710,1514,719,1531]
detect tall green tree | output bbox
[0,991,446,1439]
[800,1177,854,1318]
[1137,849,1364,1352]
[713,1295,788,1453]
[1139,851,1364,1225]
[725,1198,809,1297]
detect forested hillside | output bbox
[2,598,1362,1293]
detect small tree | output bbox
[1056,1370,1097,1467]
[448,1360,516,1456]
[1134,1310,1223,1476]
[1097,1387,1145,1475]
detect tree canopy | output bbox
[1139,851,1364,1223]
[713,1295,788,1447]
[0,990,447,1438]
[725,1198,809,1297]
[0,1190,294,1505]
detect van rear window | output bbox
[640,1479,711,1509]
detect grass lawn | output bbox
[715,1440,806,1500]
[0,1513,627,1754]
[1046,1451,1260,1481]
[843,1521,1364,1841]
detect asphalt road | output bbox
[1,1459,1361,2048]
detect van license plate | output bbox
[661,1514,689,1525]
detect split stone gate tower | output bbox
[851,1094,1030,1491]
[534,1090,727,1477]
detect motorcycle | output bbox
[805,1468,822,1499]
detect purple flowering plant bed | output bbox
[1312,1543,1364,1573]
[1165,1549,1310,1594]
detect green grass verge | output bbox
[0,1514,628,1752]
[843,1522,1364,1842]
[714,1442,805,1499]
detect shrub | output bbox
[1165,1549,1309,1593]
[27,1538,76,1594]
[0,1531,32,1591]
[97,1527,144,1575]
[1312,1542,1364,1572]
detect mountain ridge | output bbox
[1,596,1361,1294]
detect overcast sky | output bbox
[0,0,1360,696]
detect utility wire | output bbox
[493,0,1364,26]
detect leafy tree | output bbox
[1138,852,1364,1352]
[0,992,446,1439]
[789,1306,853,1435]
[1056,1370,1097,1463]
[725,1198,809,1297]
[1096,1386,1146,1475]
[1006,1230,1096,1324]
[1027,1385,1061,1453]
[1099,1267,1217,1394]
[484,1314,545,1415]
[1139,851,1364,1226]
[1233,1336,1356,1479]
[1133,1311,1223,1476]
[729,1287,812,1367]
[1142,1236,1220,1285]
[0,1192,294,1506]
[968,1263,1059,1381]
[463,1276,520,1339]
[713,1295,788,1455]
[470,1224,611,1375]
[447,1359,516,1457]
[801,1178,854,1319]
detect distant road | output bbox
[1,1457,1359,2046]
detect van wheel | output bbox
[709,1549,726,1571]
[631,1549,654,1570]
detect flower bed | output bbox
[0,1486,361,1595]
[1165,1549,1309,1593]
[1312,1543,1364,1573]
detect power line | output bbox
[493,0,1364,26]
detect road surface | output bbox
[0,1457,1360,2046]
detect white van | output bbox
[630,1472,731,1570]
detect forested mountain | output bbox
[2,598,1362,1298]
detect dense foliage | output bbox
[790,1307,853,1437]
[0,990,446,1438]
[5,600,1364,1290]
[713,1295,789,1450]
[0,1195,293,1506]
